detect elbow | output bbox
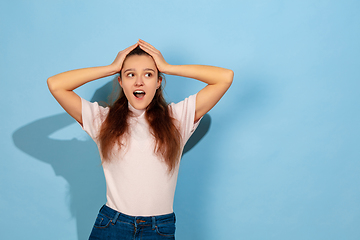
[47,76,57,93]
[47,77,53,89]
[224,69,234,86]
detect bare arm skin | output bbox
[138,39,234,122]
[47,43,139,125]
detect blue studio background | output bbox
[1,0,359,239]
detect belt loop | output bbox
[100,205,105,212]
[152,216,156,230]
[112,212,120,224]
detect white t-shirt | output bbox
[81,94,201,216]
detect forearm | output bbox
[47,65,117,92]
[163,65,234,86]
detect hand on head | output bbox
[111,39,170,74]
[137,39,170,73]
[110,42,139,73]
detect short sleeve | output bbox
[80,98,109,141]
[169,94,202,145]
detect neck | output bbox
[128,102,146,117]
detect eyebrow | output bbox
[123,68,135,74]
[123,68,156,74]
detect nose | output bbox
[134,76,144,86]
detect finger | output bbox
[138,43,153,53]
[114,42,139,71]
[139,43,159,57]
[138,39,152,46]
[124,42,139,53]
[138,45,157,58]
[138,39,158,53]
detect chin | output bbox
[130,100,151,110]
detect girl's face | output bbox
[119,54,162,110]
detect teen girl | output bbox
[47,39,233,239]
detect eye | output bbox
[127,73,134,77]
[145,73,152,77]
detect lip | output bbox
[134,95,145,100]
[133,89,146,100]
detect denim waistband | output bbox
[99,205,176,228]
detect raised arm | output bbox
[138,39,233,122]
[163,65,233,122]
[47,43,139,125]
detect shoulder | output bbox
[81,98,109,118]
[168,94,201,141]
[81,98,110,138]
[168,94,197,120]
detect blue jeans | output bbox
[88,205,176,240]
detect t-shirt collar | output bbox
[128,102,146,117]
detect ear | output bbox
[118,76,123,88]
[157,76,162,89]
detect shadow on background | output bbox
[12,79,211,240]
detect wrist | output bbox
[106,64,120,75]
[161,64,177,75]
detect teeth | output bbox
[133,90,146,98]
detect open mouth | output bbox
[133,90,146,99]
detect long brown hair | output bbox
[99,46,182,173]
